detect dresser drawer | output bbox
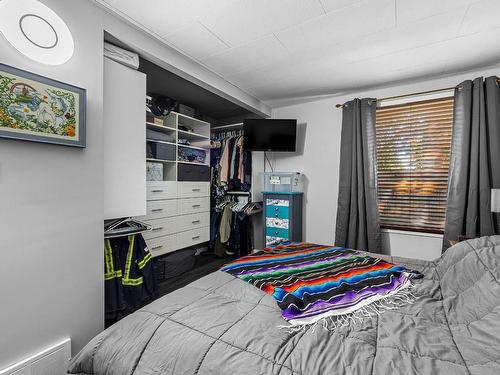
[266,217,289,230]
[143,212,209,240]
[177,212,210,232]
[180,197,209,215]
[266,227,289,239]
[147,181,177,201]
[137,199,179,220]
[179,182,210,198]
[178,227,209,248]
[265,205,289,219]
[145,234,178,257]
[142,216,179,239]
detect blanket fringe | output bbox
[277,283,418,334]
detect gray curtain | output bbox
[335,98,381,253]
[443,76,500,251]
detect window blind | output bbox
[375,97,454,233]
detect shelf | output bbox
[146,158,176,163]
[173,111,210,126]
[146,139,177,146]
[146,122,176,133]
[178,160,209,166]
[177,129,209,141]
[178,143,207,151]
[145,111,210,183]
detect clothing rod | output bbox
[211,123,244,130]
[226,191,250,195]
[334,86,455,108]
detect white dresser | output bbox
[136,181,210,257]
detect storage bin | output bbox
[178,146,206,163]
[147,141,176,161]
[177,103,196,118]
[178,163,210,182]
[146,114,164,126]
[153,258,166,283]
[146,162,163,181]
[146,128,176,143]
[262,172,304,193]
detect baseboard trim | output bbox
[0,338,71,375]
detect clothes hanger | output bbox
[104,218,152,239]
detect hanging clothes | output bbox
[210,196,261,257]
[211,131,251,194]
[104,234,157,322]
[210,129,256,257]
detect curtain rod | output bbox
[335,78,500,108]
[334,86,455,108]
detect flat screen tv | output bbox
[243,119,297,152]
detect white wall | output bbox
[0,0,104,369]
[272,65,500,261]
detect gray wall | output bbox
[0,0,273,368]
[0,0,104,368]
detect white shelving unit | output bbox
[146,111,211,181]
[140,110,212,258]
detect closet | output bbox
[102,36,265,323]
[209,125,262,257]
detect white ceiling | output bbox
[100,0,500,106]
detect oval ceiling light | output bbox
[0,0,74,65]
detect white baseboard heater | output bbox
[0,338,71,375]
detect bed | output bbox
[68,236,500,375]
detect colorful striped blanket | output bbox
[221,242,421,328]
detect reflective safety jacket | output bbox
[104,234,157,321]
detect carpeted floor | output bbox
[156,254,233,297]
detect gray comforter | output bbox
[68,236,500,374]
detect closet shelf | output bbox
[178,129,209,141]
[174,111,210,126]
[146,139,177,146]
[146,122,176,133]
[146,158,176,163]
[177,160,209,166]
[178,143,207,151]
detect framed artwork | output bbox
[0,63,86,147]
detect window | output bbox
[375,97,454,233]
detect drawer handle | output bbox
[151,189,164,193]
[275,213,279,217]
[192,220,201,224]
[275,231,279,235]
[151,208,163,212]
[192,235,200,240]
[192,204,201,208]
[275,207,279,211]
[152,245,163,250]
[152,227,164,231]
[192,188,201,192]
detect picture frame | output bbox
[0,63,86,147]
